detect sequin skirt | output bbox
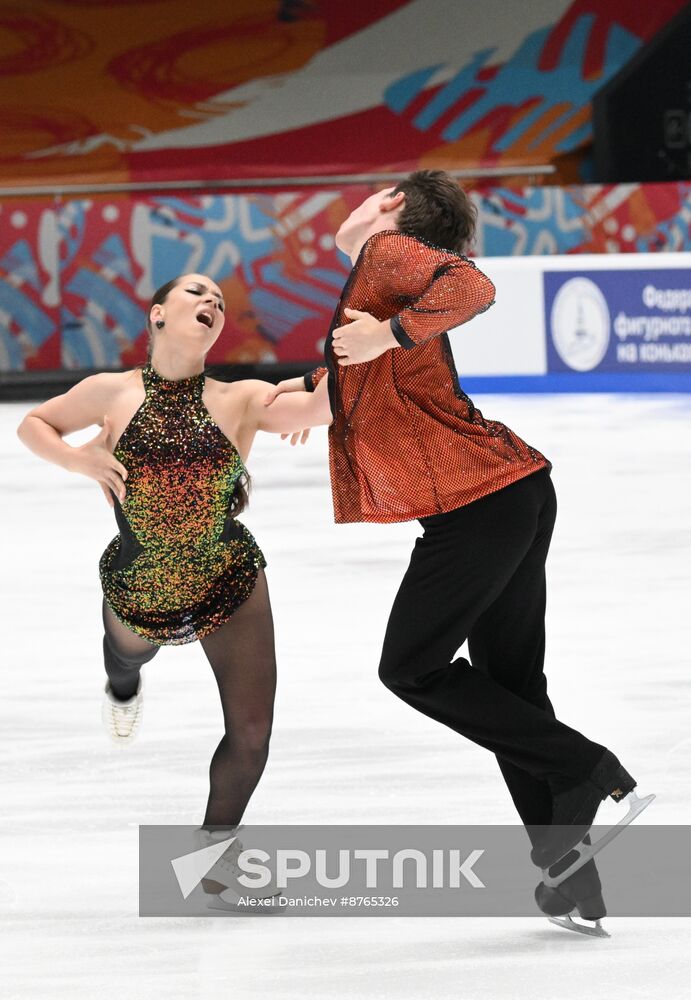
[99,521,267,645]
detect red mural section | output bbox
[0,0,687,189]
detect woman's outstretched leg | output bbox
[199,569,276,829]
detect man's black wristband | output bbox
[390,315,416,350]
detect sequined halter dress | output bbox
[99,363,266,645]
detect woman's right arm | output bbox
[16,373,129,507]
[241,372,332,438]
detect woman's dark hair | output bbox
[391,169,478,254]
[140,274,251,517]
[144,275,181,361]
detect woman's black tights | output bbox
[102,569,276,828]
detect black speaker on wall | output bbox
[592,5,691,182]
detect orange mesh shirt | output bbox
[304,230,551,524]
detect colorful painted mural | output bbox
[0,0,686,188]
[1,181,689,372]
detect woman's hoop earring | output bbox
[155,320,165,329]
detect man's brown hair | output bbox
[391,169,477,254]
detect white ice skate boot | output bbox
[196,826,285,913]
[101,675,144,747]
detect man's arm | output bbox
[266,255,496,377]
[330,258,495,366]
[389,257,496,349]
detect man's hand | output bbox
[263,376,305,407]
[332,310,398,366]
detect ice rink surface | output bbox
[1,391,690,999]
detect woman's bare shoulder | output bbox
[22,367,144,435]
[78,368,141,392]
[204,376,271,404]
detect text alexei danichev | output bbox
[238,896,336,908]
[237,895,401,908]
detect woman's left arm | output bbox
[243,374,332,435]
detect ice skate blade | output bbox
[547,915,610,938]
[543,790,655,888]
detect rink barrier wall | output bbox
[448,251,691,392]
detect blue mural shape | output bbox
[384,15,640,156]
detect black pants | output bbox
[378,467,607,844]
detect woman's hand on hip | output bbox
[70,416,129,506]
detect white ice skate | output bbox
[101,675,144,747]
[541,789,655,888]
[196,826,285,913]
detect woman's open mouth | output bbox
[196,309,214,328]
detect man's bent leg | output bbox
[378,471,606,791]
[468,470,559,843]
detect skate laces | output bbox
[107,694,142,735]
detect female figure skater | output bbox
[16,273,332,909]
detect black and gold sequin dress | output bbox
[99,363,266,645]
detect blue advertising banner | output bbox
[543,270,691,375]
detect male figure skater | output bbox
[266,170,653,932]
